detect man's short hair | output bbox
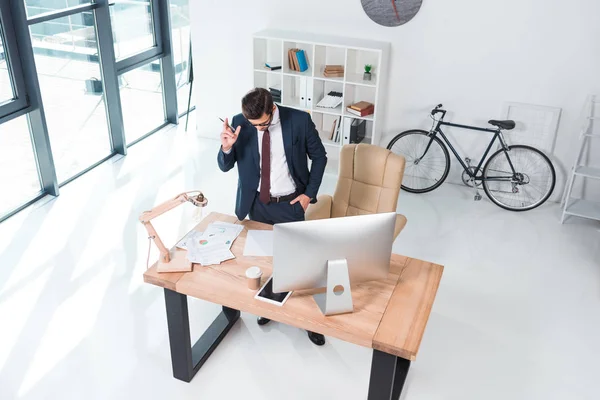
[242,88,274,120]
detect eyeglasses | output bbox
[249,112,273,128]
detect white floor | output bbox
[0,112,599,400]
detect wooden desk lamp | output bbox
[139,191,208,273]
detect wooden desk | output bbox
[144,212,443,399]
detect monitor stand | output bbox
[313,259,354,316]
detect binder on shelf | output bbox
[342,118,352,145]
[299,77,308,107]
[306,78,313,108]
[350,119,366,144]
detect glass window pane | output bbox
[30,15,112,184]
[24,0,92,18]
[0,21,16,104]
[0,116,42,216]
[170,0,193,115]
[120,63,165,144]
[110,0,156,60]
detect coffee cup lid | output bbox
[245,266,262,279]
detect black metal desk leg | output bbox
[367,350,411,400]
[164,289,240,382]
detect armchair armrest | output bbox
[394,214,407,240]
[305,194,333,221]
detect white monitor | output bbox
[272,212,396,315]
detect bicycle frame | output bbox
[423,119,517,182]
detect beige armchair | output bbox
[306,143,407,239]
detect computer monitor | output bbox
[272,212,396,315]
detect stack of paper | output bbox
[182,222,243,266]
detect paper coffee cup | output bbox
[245,266,262,290]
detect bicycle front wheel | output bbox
[387,129,450,193]
[482,145,556,211]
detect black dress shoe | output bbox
[257,317,271,326]
[307,331,326,346]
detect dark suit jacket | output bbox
[217,106,327,221]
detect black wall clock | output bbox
[361,0,423,27]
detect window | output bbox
[119,63,165,144]
[0,5,28,118]
[24,0,93,18]
[170,0,194,115]
[0,28,16,104]
[110,0,156,60]
[30,15,112,183]
[0,116,41,215]
[1,0,184,221]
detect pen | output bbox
[219,117,236,134]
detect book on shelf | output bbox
[316,91,343,109]
[268,84,281,102]
[347,101,374,117]
[265,61,281,70]
[329,119,337,141]
[323,64,344,78]
[297,50,309,72]
[350,101,373,111]
[346,106,374,117]
[287,49,309,72]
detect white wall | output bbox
[190,0,600,197]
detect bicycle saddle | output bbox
[488,120,516,130]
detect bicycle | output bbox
[386,104,556,211]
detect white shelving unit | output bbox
[252,29,390,171]
[561,94,600,223]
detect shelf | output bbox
[314,75,345,84]
[281,103,310,113]
[564,199,600,221]
[313,104,343,116]
[318,134,342,147]
[574,166,600,179]
[254,68,283,74]
[254,29,389,53]
[322,140,342,147]
[253,30,387,151]
[344,112,374,121]
[345,73,377,87]
[283,70,312,78]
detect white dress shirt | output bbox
[224,106,297,197]
[257,106,297,197]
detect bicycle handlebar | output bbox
[431,104,446,118]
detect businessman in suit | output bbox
[217,88,328,345]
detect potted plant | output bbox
[363,64,372,81]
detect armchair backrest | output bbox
[331,144,406,218]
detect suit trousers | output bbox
[248,192,305,225]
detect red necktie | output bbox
[259,129,271,204]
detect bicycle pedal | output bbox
[474,193,482,201]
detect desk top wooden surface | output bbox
[143,212,443,361]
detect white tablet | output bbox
[254,277,292,306]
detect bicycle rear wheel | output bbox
[387,129,450,193]
[482,145,556,211]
